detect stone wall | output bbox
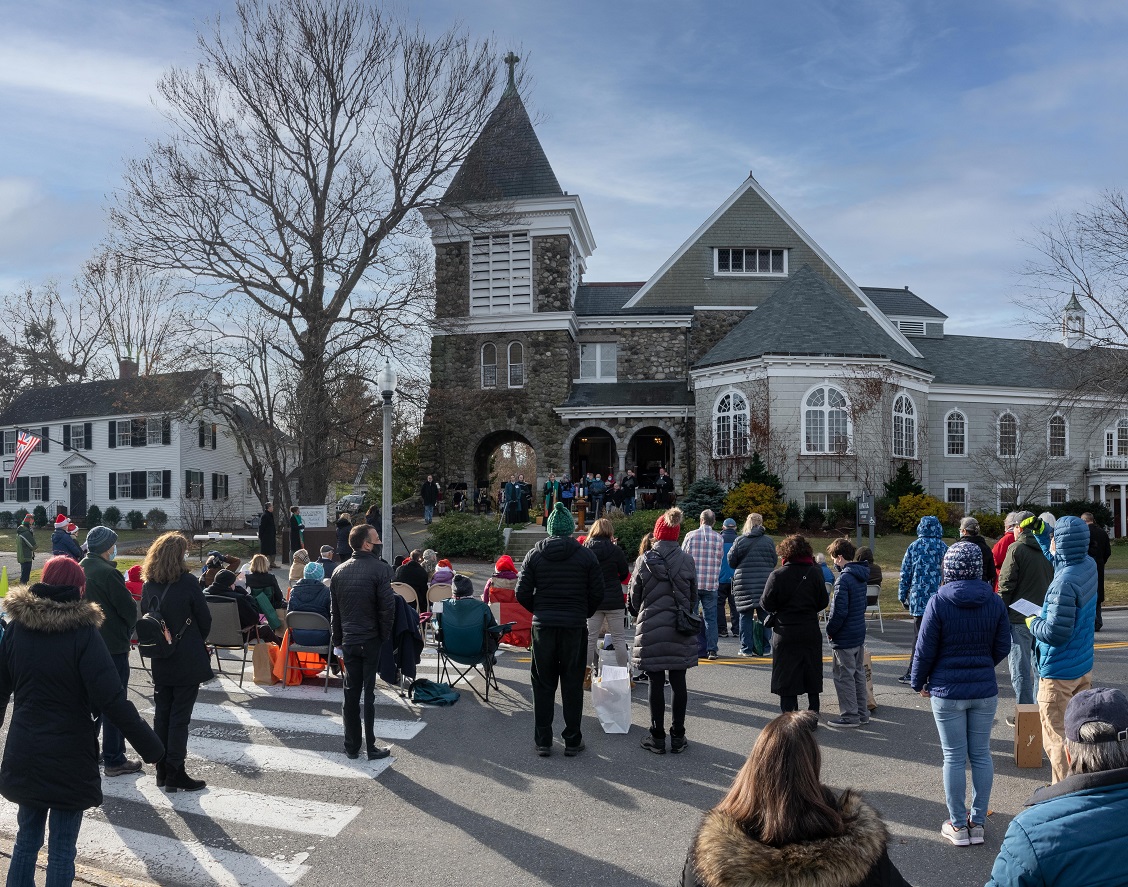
[689,310,753,365]
[434,241,469,319]
[533,234,572,313]
[618,327,687,381]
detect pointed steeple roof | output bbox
[1064,289,1084,312]
[442,55,563,204]
[696,265,924,369]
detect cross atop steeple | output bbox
[503,51,520,91]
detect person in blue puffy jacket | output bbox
[897,515,947,682]
[1029,514,1097,784]
[912,541,1010,847]
[824,538,870,729]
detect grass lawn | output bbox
[859,532,1128,613]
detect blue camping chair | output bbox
[435,598,510,703]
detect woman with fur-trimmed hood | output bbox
[682,711,911,887]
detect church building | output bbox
[420,60,1128,537]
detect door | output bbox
[69,473,87,521]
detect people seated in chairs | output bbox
[315,545,338,579]
[205,570,280,644]
[202,551,241,587]
[435,576,512,701]
[395,549,430,608]
[288,563,332,644]
[855,547,882,586]
[430,559,455,587]
[244,554,285,608]
[421,549,438,578]
[445,576,503,657]
[483,555,518,604]
[288,549,310,585]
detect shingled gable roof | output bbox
[0,371,211,427]
[862,287,948,320]
[573,283,692,317]
[695,265,925,369]
[442,84,563,204]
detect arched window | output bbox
[480,343,497,389]
[945,410,967,457]
[998,412,1018,457]
[713,390,750,458]
[507,342,524,388]
[1048,415,1067,458]
[892,394,917,459]
[803,385,851,454]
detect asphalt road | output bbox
[0,608,1124,887]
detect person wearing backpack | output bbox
[81,526,142,776]
[140,532,213,793]
[0,555,163,887]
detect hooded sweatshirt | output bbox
[1032,516,1097,680]
[897,516,948,617]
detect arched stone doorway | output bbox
[570,427,617,484]
[627,426,674,487]
[473,430,537,515]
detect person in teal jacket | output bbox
[1028,514,1097,783]
[897,515,947,683]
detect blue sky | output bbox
[2,0,1127,336]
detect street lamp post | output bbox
[377,358,398,563]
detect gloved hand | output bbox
[902,601,909,611]
[1025,615,1035,630]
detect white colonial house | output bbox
[0,360,271,529]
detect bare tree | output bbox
[112,0,502,503]
[969,410,1059,510]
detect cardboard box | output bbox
[1014,704,1043,768]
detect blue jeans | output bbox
[738,608,770,655]
[930,695,997,826]
[1008,623,1035,705]
[7,805,84,887]
[99,652,130,767]
[423,504,434,524]
[624,497,635,516]
[698,589,718,654]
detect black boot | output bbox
[641,728,666,755]
[164,764,206,793]
[670,728,688,754]
[155,761,167,788]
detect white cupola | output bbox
[1062,289,1089,349]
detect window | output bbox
[714,390,750,458]
[70,424,86,450]
[28,477,42,501]
[945,410,966,457]
[945,485,968,509]
[998,486,1020,514]
[508,342,524,388]
[3,431,14,455]
[117,421,132,448]
[185,470,204,499]
[115,473,132,500]
[1106,419,1128,457]
[481,343,497,389]
[892,394,916,459]
[715,248,786,275]
[803,385,851,454]
[212,473,229,500]
[804,491,849,510]
[470,232,532,314]
[147,471,164,498]
[1048,485,1068,507]
[147,417,163,446]
[578,343,617,381]
[4,480,15,501]
[998,413,1018,457]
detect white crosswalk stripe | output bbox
[157,702,427,740]
[183,734,396,779]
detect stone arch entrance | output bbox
[569,427,618,484]
[627,426,675,487]
[473,429,538,515]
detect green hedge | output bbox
[607,509,699,561]
[423,513,505,560]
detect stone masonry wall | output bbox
[434,241,469,319]
[533,234,572,313]
[618,327,687,381]
[689,310,753,365]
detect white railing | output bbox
[1090,454,1128,471]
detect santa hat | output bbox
[67,523,79,535]
[494,555,516,573]
[54,514,69,529]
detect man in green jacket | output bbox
[15,514,35,585]
[997,511,1054,716]
[81,525,141,776]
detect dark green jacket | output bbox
[997,532,1054,625]
[15,526,35,564]
[80,555,137,654]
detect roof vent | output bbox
[897,320,925,337]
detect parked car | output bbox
[337,494,364,514]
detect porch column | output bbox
[617,450,626,475]
[1121,485,1127,538]
[1099,483,1106,508]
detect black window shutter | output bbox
[131,470,146,499]
[162,418,171,446]
[84,423,92,451]
[198,421,205,448]
[211,424,217,450]
[224,474,229,498]
[63,426,71,451]
[41,428,49,454]
[16,477,28,502]
[211,473,218,500]
[109,472,117,500]
[0,482,5,503]
[185,470,191,498]
[108,420,116,449]
[42,476,49,501]
[162,470,171,499]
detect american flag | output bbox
[9,430,40,484]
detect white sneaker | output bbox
[967,820,984,845]
[942,821,970,846]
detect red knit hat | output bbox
[653,509,683,542]
[494,555,515,573]
[41,555,86,592]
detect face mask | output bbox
[109,546,118,562]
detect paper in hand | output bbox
[1009,598,1042,618]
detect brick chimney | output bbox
[119,357,139,379]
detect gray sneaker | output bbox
[967,820,985,845]
[104,759,143,777]
[826,717,860,729]
[942,820,970,846]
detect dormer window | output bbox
[715,248,786,276]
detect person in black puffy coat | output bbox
[141,532,214,793]
[727,513,778,656]
[0,556,164,886]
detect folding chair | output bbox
[204,595,256,687]
[435,598,503,703]
[282,612,332,692]
[391,582,419,609]
[866,585,885,633]
[422,584,453,644]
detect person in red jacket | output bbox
[991,512,1019,591]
